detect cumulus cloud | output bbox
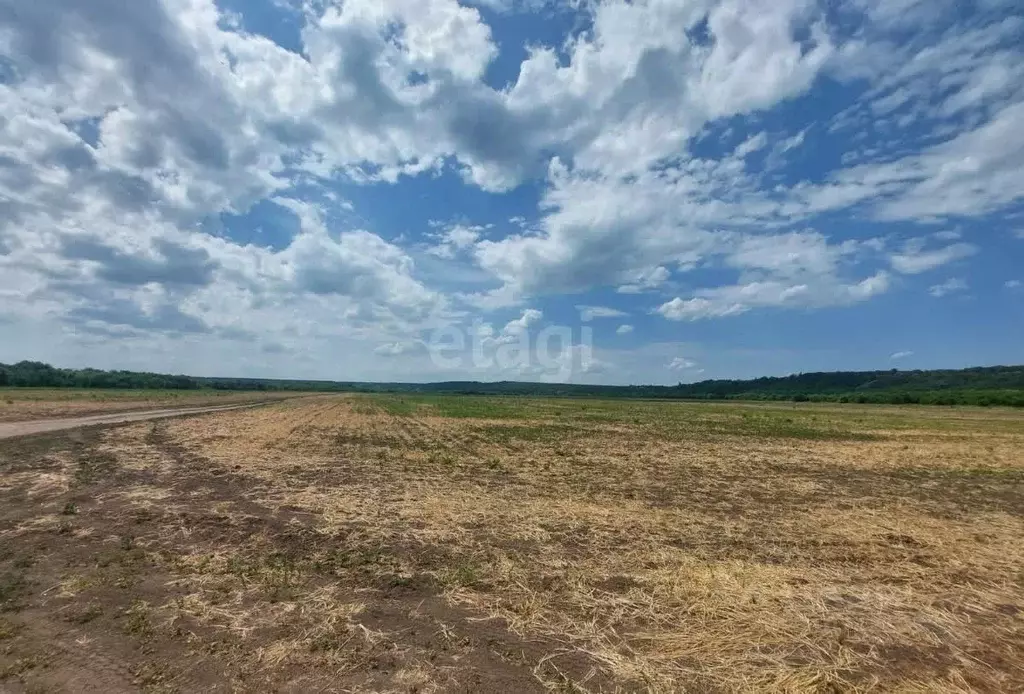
[461,309,545,354]
[501,308,543,335]
[668,357,698,371]
[890,350,914,360]
[284,228,441,322]
[427,224,485,259]
[616,324,634,335]
[505,309,544,331]
[0,0,460,349]
[467,0,844,297]
[58,236,217,289]
[457,0,1021,316]
[0,0,1017,379]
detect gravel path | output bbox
[0,402,274,440]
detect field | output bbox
[0,389,297,423]
[0,394,1022,692]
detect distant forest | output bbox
[3,360,1024,406]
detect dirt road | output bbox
[0,401,278,440]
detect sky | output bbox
[0,0,1022,385]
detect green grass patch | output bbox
[470,422,588,444]
[399,395,537,420]
[373,396,419,416]
[439,559,486,589]
[703,412,881,441]
[352,392,1022,442]
[123,600,153,639]
[350,394,421,416]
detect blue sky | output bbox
[0,0,1022,384]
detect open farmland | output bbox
[1,394,1022,692]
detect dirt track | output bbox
[0,402,279,440]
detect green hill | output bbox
[3,361,1023,406]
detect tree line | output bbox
[0,361,350,392]
[2,360,1023,406]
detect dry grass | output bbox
[0,394,1022,692]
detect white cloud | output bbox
[374,340,424,357]
[577,305,628,321]
[0,0,490,361]
[808,12,1024,221]
[657,272,890,321]
[445,225,484,250]
[874,102,1024,221]
[616,324,634,335]
[650,230,889,321]
[928,278,968,298]
[500,308,542,336]
[889,243,977,274]
[762,128,809,170]
[890,350,914,360]
[467,0,846,300]
[727,231,850,278]
[461,0,554,15]
[775,129,807,154]
[1006,279,1022,290]
[427,224,485,259]
[617,267,672,295]
[421,308,608,383]
[733,132,768,159]
[668,357,698,371]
